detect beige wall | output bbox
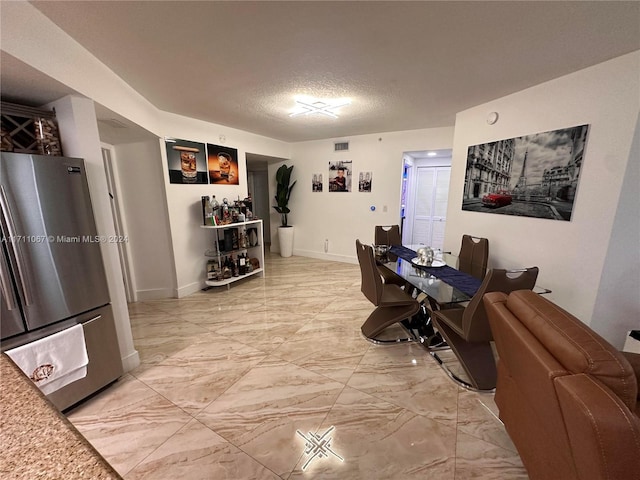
[283,127,455,261]
[445,52,639,346]
[591,113,640,346]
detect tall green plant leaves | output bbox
[273,164,296,226]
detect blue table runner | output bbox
[389,245,482,297]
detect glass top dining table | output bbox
[378,249,471,306]
[377,245,550,307]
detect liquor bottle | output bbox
[222,198,230,222]
[229,255,240,277]
[210,198,218,225]
[211,195,220,219]
[222,256,232,279]
[202,196,211,225]
[238,253,246,275]
[205,197,215,226]
[206,259,217,280]
[232,228,239,250]
[239,228,247,249]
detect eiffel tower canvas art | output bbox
[461,125,589,221]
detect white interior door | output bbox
[102,146,135,302]
[411,166,451,249]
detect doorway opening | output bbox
[246,152,290,249]
[401,150,452,250]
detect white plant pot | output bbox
[279,226,294,257]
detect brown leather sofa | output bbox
[483,290,640,480]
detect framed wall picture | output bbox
[328,160,352,192]
[312,173,323,192]
[165,138,208,184]
[207,144,239,185]
[358,171,372,192]
[461,124,589,221]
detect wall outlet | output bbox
[383,205,388,212]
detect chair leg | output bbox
[361,303,419,342]
[430,318,497,392]
[362,330,417,345]
[420,302,449,351]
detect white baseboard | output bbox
[293,249,358,265]
[136,288,174,301]
[121,349,140,373]
[175,281,205,298]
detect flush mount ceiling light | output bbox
[289,97,351,119]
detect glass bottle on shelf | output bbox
[202,196,214,226]
[232,228,239,250]
[222,257,232,279]
[208,197,218,226]
[238,253,246,275]
[230,255,239,277]
[222,198,230,222]
[239,228,248,248]
[206,259,217,280]
[211,195,220,220]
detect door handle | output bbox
[0,194,19,309]
[0,245,18,310]
[83,315,102,326]
[0,185,32,306]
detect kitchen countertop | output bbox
[0,354,121,479]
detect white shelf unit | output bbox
[201,219,265,289]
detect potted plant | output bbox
[273,164,296,257]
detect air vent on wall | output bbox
[334,141,349,152]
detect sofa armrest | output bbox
[555,374,640,480]
[483,291,508,308]
[621,352,640,400]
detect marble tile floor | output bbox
[66,253,528,479]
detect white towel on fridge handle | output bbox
[6,323,89,395]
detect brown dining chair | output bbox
[458,235,489,280]
[356,239,420,343]
[430,267,539,391]
[374,225,402,247]
[373,225,406,286]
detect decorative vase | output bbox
[279,226,294,257]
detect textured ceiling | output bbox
[7,1,640,142]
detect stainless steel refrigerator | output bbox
[1,152,123,410]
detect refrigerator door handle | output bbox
[0,246,18,311]
[83,314,102,326]
[0,185,33,306]
[0,196,19,310]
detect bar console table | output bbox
[201,219,265,289]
